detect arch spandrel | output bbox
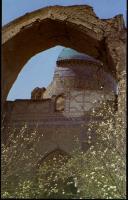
[2,5,126,101]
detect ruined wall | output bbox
[2,5,126,102]
[4,99,97,156]
[2,5,126,158]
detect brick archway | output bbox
[2,5,126,105]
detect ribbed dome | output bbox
[57,48,100,64]
[55,48,101,79]
[44,48,117,99]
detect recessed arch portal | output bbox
[55,94,65,112]
[38,148,70,166]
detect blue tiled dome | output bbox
[57,48,99,63]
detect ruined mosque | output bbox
[2,5,126,158]
[4,47,117,155]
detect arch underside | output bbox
[2,5,124,101]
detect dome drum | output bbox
[44,47,117,107]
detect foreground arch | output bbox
[2,5,126,113]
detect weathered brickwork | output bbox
[2,5,126,159]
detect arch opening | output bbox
[2,5,119,102]
[5,44,118,119]
[38,149,78,198]
[7,46,64,100]
[6,44,117,102]
[55,94,65,112]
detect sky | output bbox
[2,0,126,100]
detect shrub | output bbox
[1,102,126,199]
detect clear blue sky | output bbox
[2,0,126,100]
